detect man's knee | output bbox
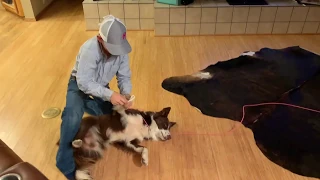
[61,107,84,129]
[62,105,83,118]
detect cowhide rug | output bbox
[161,46,320,178]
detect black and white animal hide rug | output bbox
[161,46,320,179]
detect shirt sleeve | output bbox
[116,54,132,95]
[76,49,114,101]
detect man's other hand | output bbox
[123,94,133,109]
[124,101,132,109]
[110,92,128,106]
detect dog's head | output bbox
[150,107,176,141]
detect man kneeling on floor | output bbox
[56,15,133,180]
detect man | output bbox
[56,15,133,179]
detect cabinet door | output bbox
[1,0,24,17]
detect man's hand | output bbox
[110,92,128,106]
[124,101,133,109]
[123,94,133,109]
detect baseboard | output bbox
[24,17,37,22]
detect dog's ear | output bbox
[72,139,83,148]
[160,107,171,117]
[169,122,176,129]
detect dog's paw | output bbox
[141,148,149,166]
[75,169,93,180]
[103,141,110,148]
[72,139,83,148]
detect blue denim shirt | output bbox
[71,36,132,101]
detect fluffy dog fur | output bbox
[57,105,176,180]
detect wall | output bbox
[30,0,54,17]
[21,0,35,19]
[153,1,320,36]
[82,0,320,35]
[83,0,155,31]
[21,0,55,19]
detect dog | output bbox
[58,104,176,180]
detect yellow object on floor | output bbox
[41,107,61,119]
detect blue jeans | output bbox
[56,76,113,179]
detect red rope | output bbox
[173,102,320,136]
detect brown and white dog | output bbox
[58,104,176,180]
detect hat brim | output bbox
[104,39,132,55]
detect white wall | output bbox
[21,0,55,19]
[21,0,35,18]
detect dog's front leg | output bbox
[125,140,149,166]
[103,140,110,148]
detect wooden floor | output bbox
[1,0,320,179]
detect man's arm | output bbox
[116,54,132,96]
[76,49,114,101]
